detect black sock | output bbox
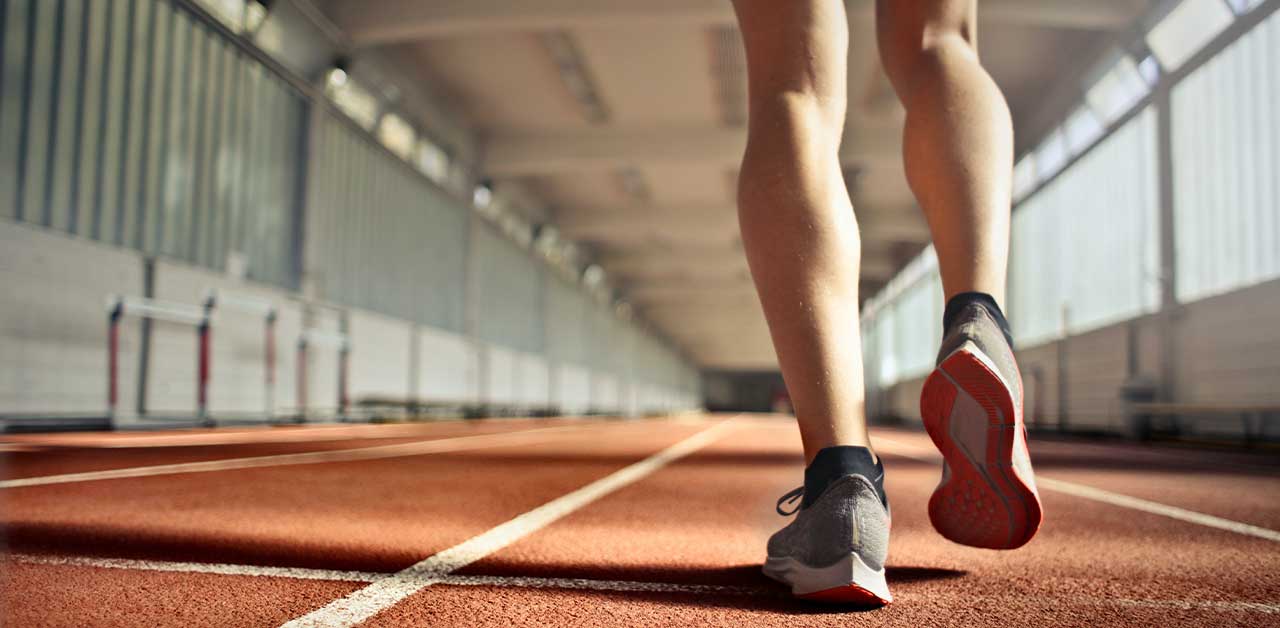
[803,446,887,509]
[944,291,1014,347]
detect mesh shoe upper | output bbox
[936,302,1023,409]
[767,475,889,572]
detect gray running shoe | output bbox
[921,300,1043,549]
[763,448,892,605]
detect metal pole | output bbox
[197,304,212,427]
[107,301,122,428]
[338,339,349,421]
[1057,304,1070,432]
[296,335,308,423]
[265,310,277,422]
[339,311,351,421]
[1154,83,1180,405]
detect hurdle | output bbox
[204,289,279,422]
[107,296,209,426]
[297,327,350,421]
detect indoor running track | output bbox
[2,415,1278,627]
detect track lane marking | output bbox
[7,553,1279,615]
[0,419,598,449]
[2,553,755,594]
[278,418,739,628]
[7,553,387,583]
[0,423,622,489]
[873,436,1280,543]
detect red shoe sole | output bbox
[797,583,891,606]
[920,348,1043,550]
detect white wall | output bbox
[591,373,620,413]
[556,363,592,415]
[484,344,517,405]
[0,221,699,426]
[416,326,477,402]
[0,221,143,417]
[515,352,550,408]
[302,305,344,418]
[348,309,413,402]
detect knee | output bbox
[876,0,976,94]
[747,87,846,144]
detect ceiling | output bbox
[318,0,1151,371]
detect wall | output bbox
[0,217,702,425]
[0,0,703,426]
[0,224,143,418]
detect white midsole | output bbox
[762,551,892,601]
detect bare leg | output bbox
[731,0,868,463]
[877,0,1013,304]
[879,2,1044,549]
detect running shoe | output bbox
[920,301,1043,549]
[763,446,892,605]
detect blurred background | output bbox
[0,0,1276,445]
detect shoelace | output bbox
[775,486,804,516]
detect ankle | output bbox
[803,445,887,509]
[944,291,1013,346]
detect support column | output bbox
[1154,84,1180,403]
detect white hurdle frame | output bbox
[297,327,350,421]
[107,295,209,425]
[204,289,279,422]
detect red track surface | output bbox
[2,415,1278,627]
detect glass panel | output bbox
[415,137,449,183]
[376,112,415,160]
[1085,55,1149,123]
[325,68,379,130]
[1172,10,1280,302]
[1064,105,1105,156]
[1033,128,1069,181]
[191,0,246,32]
[1147,0,1235,71]
[1012,156,1037,202]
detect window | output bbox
[415,139,450,184]
[1137,55,1162,86]
[1013,156,1038,202]
[192,0,248,30]
[1033,129,1069,182]
[1085,54,1149,123]
[325,68,380,130]
[1064,105,1105,156]
[1146,0,1235,72]
[534,225,561,259]
[500,212,533,248]
[1225,0,1267,14]
[377,113,416,160]
[190,0,268,33]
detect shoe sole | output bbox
[920,343,1043,550]
[762,552,892,605]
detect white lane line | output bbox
[1107,598,1280,614]
[439,574,760,595]
[872,436,1280,543]
[0,424,608,489]
[1033,477,1280,543]
[0,419,579,449]
[4,552,756,595]
[7,553,386,583]
[953,593,1280,615]
[9,553,1280,615]
[279,418,739,628]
